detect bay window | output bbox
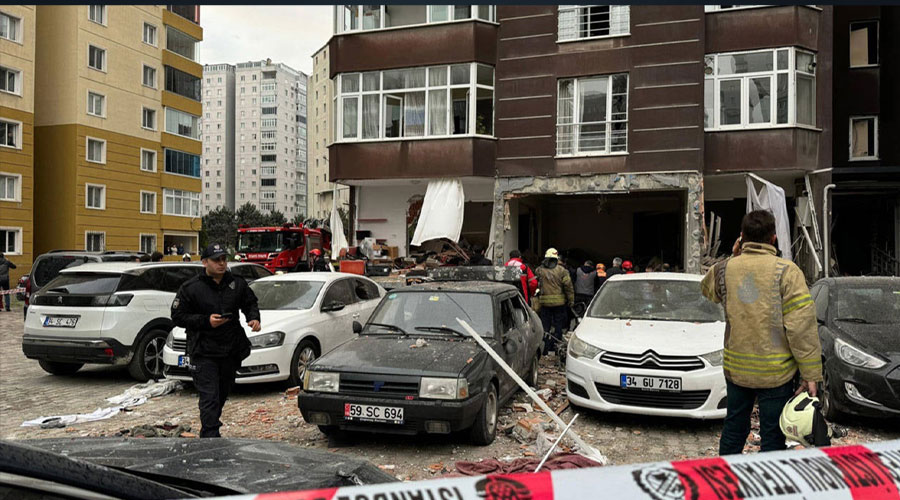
[163,188,200,217]
[704,47,816,130]
[336,63,494,142]
[164,107,200,139]
[558,5,630,42]
[166,26,198,61]
[556,73,628,156]
[335,5,495,34]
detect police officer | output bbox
[171,243,261,438]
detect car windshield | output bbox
[32,255,98,287]
[588,279,725,323]
[364,291,495,338]
[238,232,284,253]
[250,280,324,310]
[833,285,900,325]
[41,273,122,295]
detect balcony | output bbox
[330,137,496,181]
[705,5,823,53]
[704,128,821,174]
[167,5,199,24]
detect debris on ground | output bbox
[512,403,533,413]
[453,453,603,475]
[106,380,183,406]
[117,422,192,438]
[410,338,428,348]
[285,387,300,397]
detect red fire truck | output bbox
[236,223,331,273]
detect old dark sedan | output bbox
[811,277,900,420]
[298,282,544,445]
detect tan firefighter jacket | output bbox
[701,242,822,389]
[535,261,574,308]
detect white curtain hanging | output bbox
[745,175,792,261]
[411,179,465,246]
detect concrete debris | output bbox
[535,389,553,401]
[410,338,428,348]
[118,422,192,438]
[512,403,533,413]
[284,386,300,397]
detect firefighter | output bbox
[308,248,331,272]
[535,248,574,355]
[701,210,822,455]
[506,250,538,304]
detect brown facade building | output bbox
[328,5,850,275]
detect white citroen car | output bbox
[162,272,384,386]
[566,273,727,419]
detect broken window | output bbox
[556,73,628,155]
[850,116,878,160]
[849,21,878,67]
[558,5,629,41]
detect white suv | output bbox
[21,262,266,381]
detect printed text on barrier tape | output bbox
[0,288,25,295]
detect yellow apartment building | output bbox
[33,5,203,257]
[1,5,35,284]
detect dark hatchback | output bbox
[811,277,900,420]
[298,282,544,445]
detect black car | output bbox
[298,281,544,445]
[811,277,900,420]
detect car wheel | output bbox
[821,368,844,422]
[527,354,540,388]
[470,384,498,446]
[288,340,319,387]
[38,360,83,376]
[127,329,168,382]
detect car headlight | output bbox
[701,349,723,366]
[165,331,174,349]
[419,377,468,400]
[568,335,603,360]
[249,331,285,349]
[835,338,886,369]
[304,371,339,393]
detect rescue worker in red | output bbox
[505,249,538,304]
[308,249,331,272]
[622,260,635,274]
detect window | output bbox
[0,119,20,149]
[261,143,276,152]
[163,188,200,217]
[88,5,106,25]
[164,148,201,177]
[165,65,201,101]
[261,178,276,187]
[0,66,21,95]
[140,191,156,213]
[262,118,276,128]
[85,184,105,209]
[140,234,156,253]
[85,137,105,163]
[704,5,768,11]
[261,154,276,162]
[850,21,878,67]
[261,95,276,104]
[335,5,495,33]
[85,231,105,251]
[88,45,106,71]
[166,26,198,61]
[142,22,157,46]
[142,107,156,130]
[558,5,629,41]
[140,148,156,172]
[262,107,277,115]
[261,165,276,175]
[336,63,494,141]
[850,116,878,160]
[260,202,276,211]
[557,73,628,156]
[164,108,200,139]
[704,48,816,130]
[142,65,157,88]
[0,12,22,42]
[0,173,20,201]
[0,227,21,254]
[87,91,105,117]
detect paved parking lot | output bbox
[2,309,897,481]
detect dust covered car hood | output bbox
[312,335,484,377]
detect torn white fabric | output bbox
[330,186,349,255]
[106,380,183,405]
[411,179,465,246]
[21,406,121,428]
[746,175,792,261]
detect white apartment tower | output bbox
[201,59,308,216]
[201,64,235,213]
[308,44,349,219]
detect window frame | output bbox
[849,20,879,69]
[86,90,106,118]
[557,5,631,43]
[704,47,817,131]
[139,233,157,254]
[140,148,157,172]
[87,5,106,26]
[0,172,22,202]
[141,106,157,131]
[85,183,106,210]
[140,190,157,214]
[165,26,198,61]
[0,226,22,255]
[87,43,107,72]
[555,72,629,157]
[85,231,106,252]
[0,118,23,149]
[164,148,201,178]
[142,21,157,47]
[85,136,106,164]
[0,11,23,43]
[0,65,22,96]
[164,107,201,140]
[334,5,497,35]
[848,115,879,161]
[162,188,201,217]
[142,64,157,89]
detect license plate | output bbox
[43,316,78,328]
[621,374,681,392]
[344,403,404,424]
[178,355,190,367]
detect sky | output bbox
[199,6,332,75]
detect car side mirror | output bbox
[322,301,345,312]
[352,321,362,334]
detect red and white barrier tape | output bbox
[0,287,24,296]
[213,440,900,500]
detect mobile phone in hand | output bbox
[220,312,234,319]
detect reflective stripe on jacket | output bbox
[535,261,574,308]
[701,242,822,389]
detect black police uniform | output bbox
[171,246,260,438]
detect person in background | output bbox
[535,248,574,355]
[506,250,538,304]
[468,245,492,266]
[183,254,192,262]
[574,260,597,307]
[622,260,635,274]
[139,254,151,263]
[595,263,608,288]
[607,257,624,277]
[177,244,185,255]
[0,252,17,312]
[151,251,164,262]
[308,249,331,272]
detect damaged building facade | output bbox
[325,5,896,277]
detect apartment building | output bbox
[308,43,349,220]
[32,5,203,256]
[1,5,35,284]
[201,60,308,217]
[201,63,235,212]
[327,5,836,274]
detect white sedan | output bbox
[162,272,384,386]
[566,273,727,419]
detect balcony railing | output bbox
[167,5,199,24]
